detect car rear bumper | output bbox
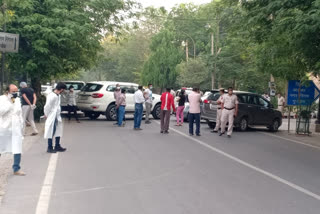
[77,103,105,112]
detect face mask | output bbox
[10,92,18,99]
[150,87,153,90]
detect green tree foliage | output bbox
[242,0,320,78]
[5,0,134,92]
[141,28,183,89]
[176,58,210,90]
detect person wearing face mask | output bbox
[44,82,67,153]
[143,84,153,124]
[220,87,239,138]
[0,84,26,176]
[67,85,80,123]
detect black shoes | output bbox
[227,135,231,138]
[211,130,218,133]
[47,147,56,153]
[164,131,169,134]
[219,132,225,136]
[196,134,201,137]
[54,146,67,152]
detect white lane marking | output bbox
[259,131,320,150]
[35,154,59,214]
[155,121,320,201]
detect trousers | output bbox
[145,102,152,122]
[22,105,38,134]
[214,109,222,131]
[160,110,171,131]
[220,109,235,135]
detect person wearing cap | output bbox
[20,82,38,136]
[211,88,225,133]
[220,87,239,138]
[67,85,80,123]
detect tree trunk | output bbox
[31,76,42,97]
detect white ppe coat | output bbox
[44,92,63,139]
[0,95,24,154]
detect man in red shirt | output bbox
[160,88,176,134]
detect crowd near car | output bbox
[201,90,283,132]
[41,81,283,131]
[77,81,162,120]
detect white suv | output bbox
[77,81,162,120]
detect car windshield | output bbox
[82,83,103,92]
[65,82,85,90]
[107,85,138,94]
[208,92,221,101]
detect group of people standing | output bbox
[0,82,70,176]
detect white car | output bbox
[77,81,162,120]
[41,85,53,97]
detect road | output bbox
[1,117,320,214]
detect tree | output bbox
[176,58,210,90]
[141,28,183,89]
[5,0,134,93]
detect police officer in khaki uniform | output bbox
[220,87,239,137]
[211,88,225,133]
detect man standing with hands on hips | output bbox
[0,84,26,176]
[212,88,225,133]
[220,87,239,138]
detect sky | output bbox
[136,0,213,9]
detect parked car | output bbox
[201,91,282,132]
[41,85,53,97]
[77,81,162,120]
[182,91,213,121]
[59,81,85,111]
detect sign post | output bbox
[287,80,320,106]
[0,32,19,94]
[287,80,320,133]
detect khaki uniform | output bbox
[221,94,239,136]
[213,95,224,131]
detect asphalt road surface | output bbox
[1,117,320,214]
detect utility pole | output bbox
[1,2,6,95]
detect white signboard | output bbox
[0,32,19,53]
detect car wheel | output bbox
[152,103,161,119]
[207,121,215,129]
[269,119,280,132]
[87,112,100,120]
[106,104,117,121]
[239,117,248,131]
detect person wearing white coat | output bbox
[0,84,26,176]
[44,82,67,153]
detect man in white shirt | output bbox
[144,84,153,124]
[220,87,239,137]
[133,86,145,130]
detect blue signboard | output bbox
[287,80,320,106]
